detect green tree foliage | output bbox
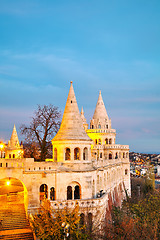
[20,104,61,161]
[29,199,88,240]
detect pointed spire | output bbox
[53,82,91,141]
[81,107,88,131]
[81,107,84,115]
[9,124,20,148]
[93,90,109,120]
[90,91,111,129]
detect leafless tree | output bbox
[20,104,61,161]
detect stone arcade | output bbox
[0,81,130,229]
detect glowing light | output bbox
[0,143,4,149]
[6,181,10,186]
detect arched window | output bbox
[50,187,55,200]
[67,186,72,200]
[65,148,71,160]
[74,185,80,199]
[95,139,98,145]
[106,125,108,129]
[54,148,57,162]
[74,148,80,160]
[100,152,102,158]
[40,184,48,201]
[13,154,15,158]
[123,152,125,158]
[126,152,129,158]
[109,138,112,144]
[115,152,118,159]
[125,169,128,175]
[109,153,112,159]
[83,147,88,160]
[98,139,101,145]
[91,125,94,129]
[105,138,108,144]
[9,154,11,158]
[98,124,101,129]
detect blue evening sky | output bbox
[0,0,160,153]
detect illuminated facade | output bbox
[5,125,23,159]
[0,81,130,229]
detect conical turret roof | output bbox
[53,82,91,141]
[93,90,109,120]
[9,124,20,148]
[81,107,87,125]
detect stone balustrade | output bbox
[87,129,116,134]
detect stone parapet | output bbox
[87,129,116,134]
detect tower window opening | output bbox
[65,148,71,160]
[71,100,72,103]
[109,139,112,144]
[109,153,112,159]
[83,147,88,160]
[9,154,11,158]
[100,153,102,158]
[74,148,80,160]
[106,125,108,129]
[0,163,2,167]
[98,124,101,129]
[105,138,108,144]
[98,139,101,145]
[13,154,15,158]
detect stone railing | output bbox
[50,192,109,210]
[87,129,116,134]
[93,144,129,150]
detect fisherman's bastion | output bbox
[0,81,130,232]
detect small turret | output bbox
[5,125,23,159]
[80,107,88,131]
[90,90,111,129]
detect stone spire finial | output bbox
[93,90,109,120]
[53,82,91,141]
[81,107,84,115]
[9,124,20,148]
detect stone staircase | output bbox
[0,202,34,240]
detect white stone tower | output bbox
[52,81,92,164]
[5,124,23,159]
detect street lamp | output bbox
[62,222,70,240]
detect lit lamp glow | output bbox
[0,143,4,158]
[0,143,4,149]
[6,180,10,186]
